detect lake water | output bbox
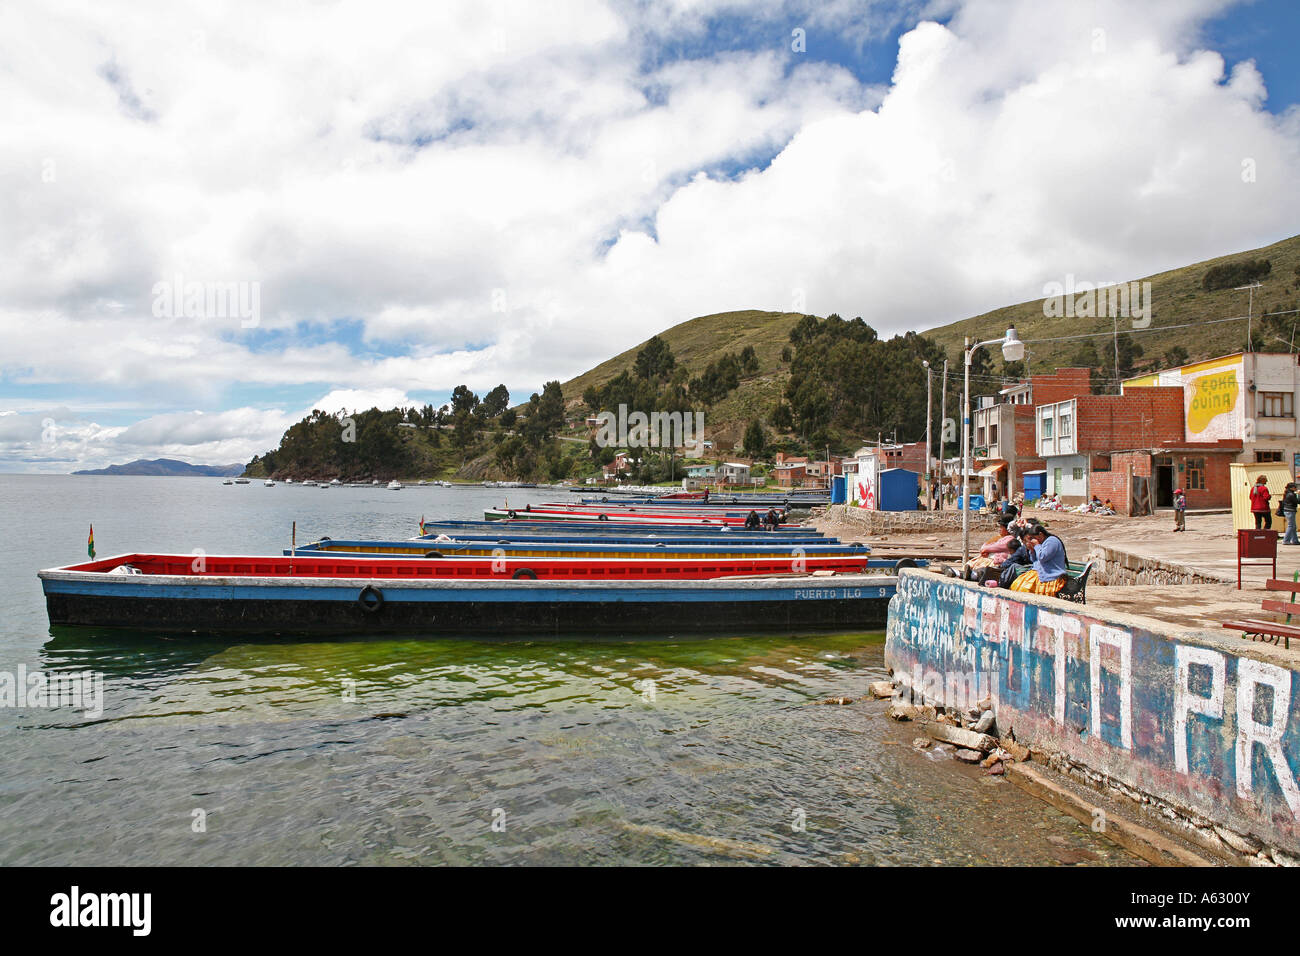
[0,475,1136,865]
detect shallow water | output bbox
[0,476,1135,865]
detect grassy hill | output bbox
[560,309,806,451]
[926,233,1300,379]
[561,234,1300,451]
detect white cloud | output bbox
[1,0,1298,470]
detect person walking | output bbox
[1250,475,1273,530]
[1284,483,1300,545]
[1173,487,1186,532]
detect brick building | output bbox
[860,440,927,476]
[969,368,1091,500]
[1036,386,1184,501]
[1087,441,1241,512]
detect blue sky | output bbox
[1,0,1298,470]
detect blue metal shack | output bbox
[1022,469,1047,501]
[878,468,919,511]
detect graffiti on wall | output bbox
[851,455,877,510]
[886,573,1300,838]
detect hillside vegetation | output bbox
[563,233,1300,452]
[247,233,1300,479]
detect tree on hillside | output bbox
[743,420,766,458]
[633,335,676,383]
[450,385,479,416]
[521,381,565,445]
[482,384,511,418]
[1115,332,1144,379]
[769,401,793,431]
[1164,345,1189,368]
[1202,258,1271,291]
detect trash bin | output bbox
[1237,528,1278,589]
[958,494,986,511]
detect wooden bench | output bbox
[1223,577,1300,648]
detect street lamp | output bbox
[962,328,1025,570]
[922,359,933,509]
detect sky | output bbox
[1,0,1299,472]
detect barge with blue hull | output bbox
[40,553,897,637]
[295,537,876,560]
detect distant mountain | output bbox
[73,458,246,477]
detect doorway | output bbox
[1155,464,1174,507]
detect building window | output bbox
[1260,392,1294,418]
[1059,414,1072,438]
[1186,458,1206,491]
[1255,449,1284,463]
[1053,467,1062,489]
[1042,416,1054,439]
[1072,467,1084,481]
[989,423,999,446]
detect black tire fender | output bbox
[423,550,443,558]
[894,558,919,573]
[358,585,384,613]
[512,568,538,580]
[597,514,609,521]
[508,510,518,519]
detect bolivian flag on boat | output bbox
[419,515,426,536]
[87,524,95,560]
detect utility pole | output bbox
[1237,281,1263,351]
[939,358,948,510]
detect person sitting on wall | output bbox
[744,510,761,530]
[998,525,1038,588]
[763,508,781,530]
[965,518,1016,578]
[1008,525,1068,597]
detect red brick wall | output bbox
[1075,387,1184,451]
[875,440,927,474]
[1030,368,1093,406]
[1086,449,1233,514]
[1182,453,1233,509]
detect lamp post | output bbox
[923,360,933,509]
[963,328,1025,570]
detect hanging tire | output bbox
[423,550,443,558]
[598,514,609,521]
[894,558,919,573]
[320,536,331,542]
[358,585,384,613]
[508,510,518,519]
[512,568,538,580]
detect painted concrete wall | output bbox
[886,570,1300,855]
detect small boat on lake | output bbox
[39,552,892,637]
[291,536,886,562]
[388,480,403,490]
